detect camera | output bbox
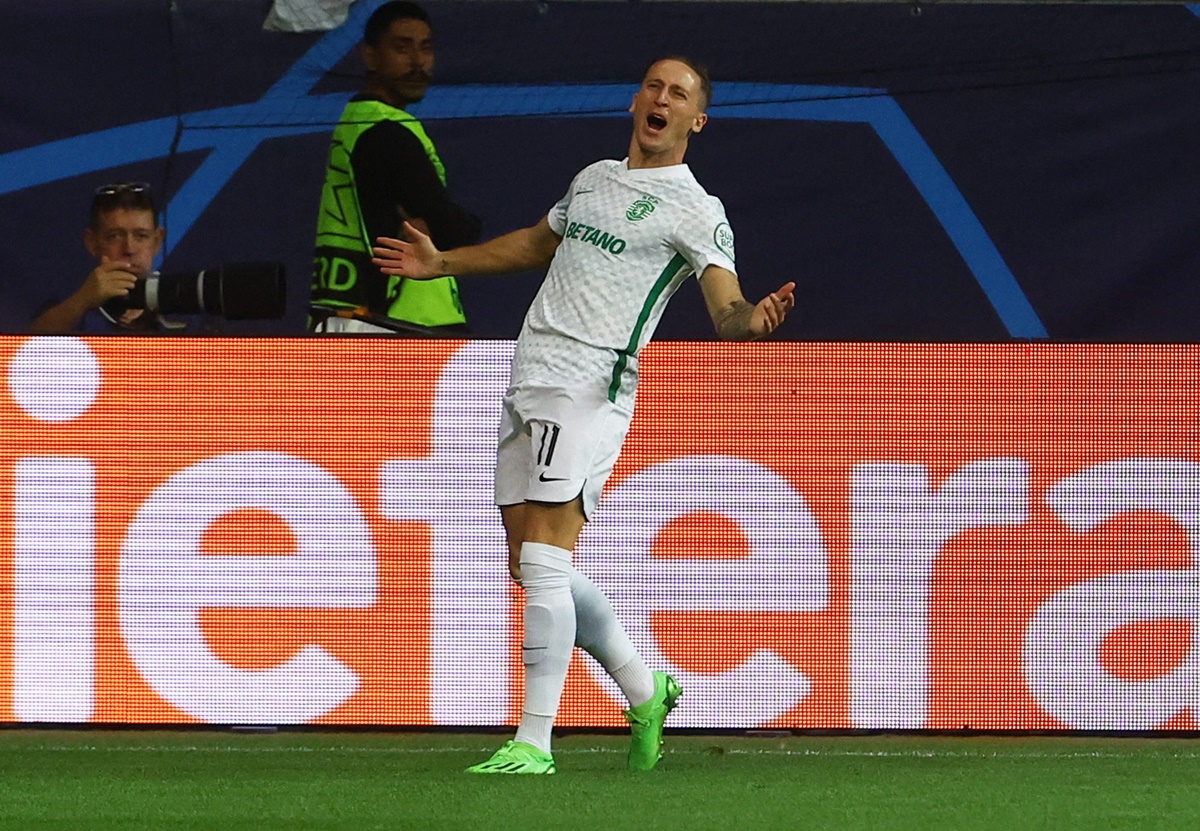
[126,261,287,319]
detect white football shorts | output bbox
[494,382,633,518]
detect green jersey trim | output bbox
[607,252,691,402]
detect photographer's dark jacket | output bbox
[32,297,189,335]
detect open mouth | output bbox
[646,113,668,131]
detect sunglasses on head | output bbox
[94,182,151,196]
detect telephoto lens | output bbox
[126,262,286,319]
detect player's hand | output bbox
[372,221,445,280]
[749,281,796,337]
[82,257,139,307]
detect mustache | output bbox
[393,71,431,84]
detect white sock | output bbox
[570,568,655,708]
[513,542,575,753]
[514,713,555,753]
[611,656,656,709]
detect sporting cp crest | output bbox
[625,194,660,222]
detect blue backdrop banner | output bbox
[2,1,1199,341]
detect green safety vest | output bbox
[312,99,466,328]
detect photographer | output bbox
[32,182,286,334]
[31,182,184,334]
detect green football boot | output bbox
[465,740,556,775]
[624,671,682,771]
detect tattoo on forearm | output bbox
[715,300,756,341]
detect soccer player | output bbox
[372,56,795,774]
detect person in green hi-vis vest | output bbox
[311,0,481,335]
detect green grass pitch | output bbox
[0,729,1196,830]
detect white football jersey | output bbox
[510,158,737,409]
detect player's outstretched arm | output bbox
[373,216,561,280]
[699,265,795,341]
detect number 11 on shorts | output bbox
[536,423,561,467]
